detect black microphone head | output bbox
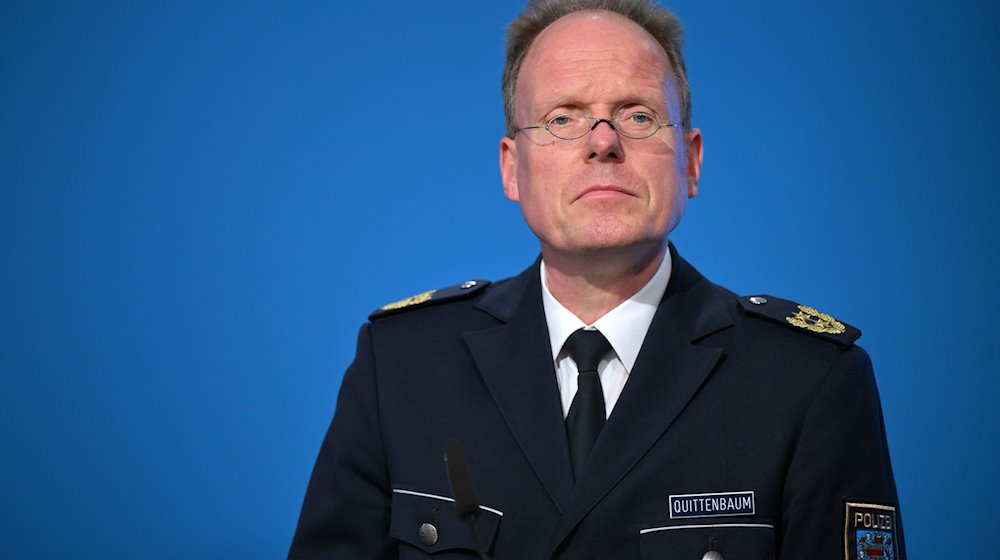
[444,437,481,520]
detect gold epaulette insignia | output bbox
[380,289,436,311]
[785,304,846,335]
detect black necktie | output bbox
[564,328,612,480]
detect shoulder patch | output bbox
[737,294,861,348]
[844,501,898,560]
[369,279,491,320]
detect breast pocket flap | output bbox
[390,489,501,554]
[640,520,775,559]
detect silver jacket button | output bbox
[418,522,438,546]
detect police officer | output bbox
[289,1,904,558]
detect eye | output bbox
[548,115,573,127]
[627,112,653,125]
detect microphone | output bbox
[444,438,492,560]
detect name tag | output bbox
[669,491,756,519]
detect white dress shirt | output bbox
[540,253,672,418]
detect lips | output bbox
[575,184,635,201]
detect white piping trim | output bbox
[640,522,774,535]
[392,488,504,517]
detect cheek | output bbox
[644,155,689,225]
[518,154,562,205]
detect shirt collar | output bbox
[540,252,672,372]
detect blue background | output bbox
[2,1,997,556]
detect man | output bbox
[290,0,904,558]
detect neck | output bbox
[542,241,668,325]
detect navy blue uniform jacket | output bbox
[290,248,904,559]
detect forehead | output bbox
[516,11,673,112]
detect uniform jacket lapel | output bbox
[463,260,576,513]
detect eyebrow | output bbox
[537,96,665,118]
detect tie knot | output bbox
[564,328,613,373]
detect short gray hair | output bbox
[502,0,691,137]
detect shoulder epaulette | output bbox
[737,294,861,348]
[369,279,491,320]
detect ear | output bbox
[500,135,520,202]
[684,128,703,199]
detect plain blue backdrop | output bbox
[2,1,997,557]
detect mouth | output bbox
[575,184,635,201]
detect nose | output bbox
[586,118,623,162]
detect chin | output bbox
[579,220,667,250]
[567,234,664,255]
